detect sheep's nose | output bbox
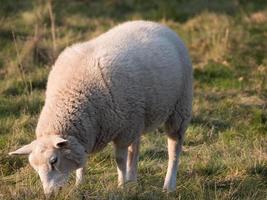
[44,191,52,199]
[43,186,55,199]
[44,187,60,199]
[54,186,62,196]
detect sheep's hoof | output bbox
[117,183,125,189]
[162,186,176,193]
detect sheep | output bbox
[9,20,193,196]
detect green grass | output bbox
[0,0,267,199]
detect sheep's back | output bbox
[89,21,192,132]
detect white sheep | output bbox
[9,20,193,196]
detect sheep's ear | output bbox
[9,143,33,155]
[53,137,68,148]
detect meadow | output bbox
[0,0,266,199]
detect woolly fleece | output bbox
[36,20,193,153]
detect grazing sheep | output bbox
[9,20,193,196]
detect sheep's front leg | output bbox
[126,138,140,182]
[114,144,128,187]
[75,167,84,186]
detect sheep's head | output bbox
[9,135,86,197]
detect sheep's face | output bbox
[9,135,86,197]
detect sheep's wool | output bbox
[36,21,193,153]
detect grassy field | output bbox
[0,0,266,199]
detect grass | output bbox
[0,0,267,199]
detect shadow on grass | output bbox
[140,148,167,161]
[189,116,230,146]
[54,0,267,23]
[0,0,33,17]
[247,163,267,181]
[2,0,267,23]
[192,116,230,132]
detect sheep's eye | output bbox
[49,156,58,165]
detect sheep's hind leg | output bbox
[126,137,140,182]
[114,144,128,187]
[163,118,189,192]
